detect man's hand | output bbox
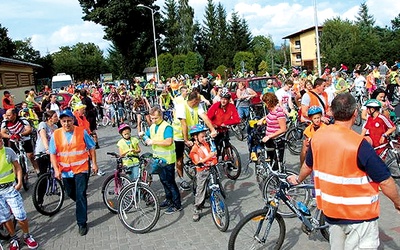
[184,140,193,147]
[210,130,218,138]
[262,136,270,143]
[54,169,61,180]
[10,134,21,141]
[91,162,99,175]
[14,182,22,191]
[287,174,299,185]
[321,116,330,124]
[145,139,153,145]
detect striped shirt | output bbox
[265,106,286,136]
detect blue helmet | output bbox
[189,124,208,135]
[308,106,323,116]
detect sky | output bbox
[0,0,399,56]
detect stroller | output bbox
[247,119,266,157]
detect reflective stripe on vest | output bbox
[0,147,15,184]
[311,124,379,220]
[151,121,176,164]
[53,126,89,174]
[172,102,199,140]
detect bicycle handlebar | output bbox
[106,152,140,160]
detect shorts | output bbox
[10,140,33,154]
[0,185,27,223]
[329,220,379,249]
[87,114,97,132]
[175,140,185,159]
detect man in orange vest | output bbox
[49,109,98,236]
[300,78,332,123]
[289,93,400,249]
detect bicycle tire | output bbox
[102,116,110,127]
[285,126,304,155]
[386,157,400,179]
[19,155,29,191]
[354,108,362,126]
[222,145,242,180]
[318,211,330,241]
[32,173,65,216]
[130,112,138,129]
[261,170,311,218]
[117,182,160,234]
[102,174,132,213]
[183,159,196,180]
[231,125,244,141]
[228,208,286,250]
[211,191,229,232]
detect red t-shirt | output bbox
[363,114,394,148]
[207,102,240,128]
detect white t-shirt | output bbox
[354,75,366,90]
[275,88,292,110]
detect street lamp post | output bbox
[137,4,159,85]
[314,0,322,77]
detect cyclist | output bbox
[262,79,277,94]
[361,99,395,155]
[144,79,156,104]
[172,90,217,191]
[105,87,122,127]
[0,133,39,250]
[300,106,327,165]
[159,89,173,111]
[68,89,82,111]
[301,78,331,124]
[235,82,257,120]
[18,102,39,129]
[334,72,350,94]
[188,124,217,222]
[0,108,40,174]
[338,63,348,74]
[207,88,240,156]
[350,70,366,94]
[134,95,151,136]
[275,79,295,116]
[117,124,141,180]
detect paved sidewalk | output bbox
[3,125,400,249]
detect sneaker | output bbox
[192,209,201,222]
[23,234,38,249]
[78,225,88,236]
[250,152,258,162]
[9,239,19,250]
[159,200,171,209]
[164,206,183,215]
[180,180,191,191]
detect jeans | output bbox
[237,106,250,119]
[158,163,181,209]
[63,173,89,227]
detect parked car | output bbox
[15,93,72,121]
[224,76,280,104]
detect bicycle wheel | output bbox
[183,159,196,180]
[354,108,362,126]
[101,174,131,213]
[19,155,29,191]
[130,112,138,129]
[386,158,400,178]
[262,171,310,218]
[228,208,286,250]
[231,125,244,141]
[117,182,160,234]
[285,126,304,155]
[32,173,65,216]
[222,145,242,180]
[318,211,330,241]
[102,115,110,127]
[210,191,229,232]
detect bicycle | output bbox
[228,171,329,250]
[13,140,30,191]
[116,154,160,234]
[101,152,152,213]
[135,110,150,146]
[284,121,308,155]
[374,137,400,178]
[101,107,112,127]
[351,86,368,126]
[189,162,229,232]
[32,152,65,216]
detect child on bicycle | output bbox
[300,106,327,165]
[117,124,141,180]
[361,99,395,155]
[188,124,217,222]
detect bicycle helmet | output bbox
[220,88,231,99]
[307,106,323,116]
[189,124,208,135]
[118,123,131,134]
[365,99,381,108]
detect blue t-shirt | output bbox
[49,128,95,177]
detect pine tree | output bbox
[177,0,195,54]
[161,0,180,54]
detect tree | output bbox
[161,0,180,54]
[13,38,40,62]
[233,51,255,74]
[106,43,125,79]
[177,0,195,54]
[202,0,219,70]
[391,13,400,30]
[214,3,230,67]
[355,2,375,29]
[0,24,16,58]
[251,35,274,72]
[184,52,204,76]
[158,53,174,79]
[172,54,187,76]
[229,12,252,53]
[52,42,108,81]
[78,0,161,76]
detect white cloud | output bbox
[31,22,110,55]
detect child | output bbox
[188,124,217,222]
[361,99,395,155]
[300,106,327,166]
[117,124,141,180]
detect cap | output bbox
[59,109,74,119]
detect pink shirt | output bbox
[266,106,286,136]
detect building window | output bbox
[296,54,302,62]
[295,40,301,49]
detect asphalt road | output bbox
[4,123,400,250]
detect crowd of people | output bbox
[0,60,400,249]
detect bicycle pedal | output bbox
[301,223,312,235]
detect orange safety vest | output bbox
[301,91,328,121]
[311,125,380,220]
[2,96,14,110]
[53,126,89,174]
[189,143,217,169]
[73,111,91,134]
